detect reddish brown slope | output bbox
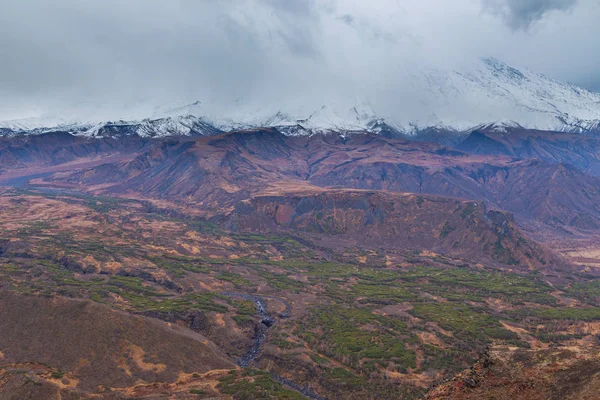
[0,291,234,396]
[0,131,148,174]
[42,129,600,237]
[220,188,563,270]
[466,160,600,233]
[62,129,307,207]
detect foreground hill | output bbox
[0,291,234,399]
[425,346,600,400]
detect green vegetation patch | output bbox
[351,282,416,304]
[439,222,456,239]
[298,306,416,369]
[218,370,305,400]
[533,307,600,321]
[217,271,252,287]
[567,280,600,306]
[409,303,515,341]
[322,367,368,389]
[50,371,65,379]
[148,255,213,275]
[399,266,556,304]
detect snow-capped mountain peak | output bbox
[2,57,600,138]
[472,120,524,133]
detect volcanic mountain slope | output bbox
[425,347,600,400]
[465,160,600,234]
[0,113,223,139]
[50,129,600,238]
[0,131,150,175]
[62,129,310,207]
[51,129,503,202]
[0,291,234,399]
[455,125,600,176]
[82,115,223,139]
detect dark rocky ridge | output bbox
[38,128,600,240]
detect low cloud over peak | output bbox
[0,0,598,122]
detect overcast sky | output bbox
[0,0,599,121]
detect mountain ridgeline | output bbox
[37,128,600,237]
[0,124,597,279]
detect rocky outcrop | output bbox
[221,189,563,269]
[425,347,600,400]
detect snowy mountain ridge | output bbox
[2,57,600,138]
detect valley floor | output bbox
[1,186,600,399]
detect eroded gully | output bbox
[220,291,326,400]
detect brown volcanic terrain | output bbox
[0,131,152,174]
[2,127,600,398]
[3,186,596,399]
[61,129,309,207]
[221,189,562,270]
[38,129,600,240]
[0,291,234,398]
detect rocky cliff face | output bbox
[221,189,562,270]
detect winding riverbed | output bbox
[220,291,326,400]
[221,292,274,367]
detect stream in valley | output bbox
[221,291,326,400]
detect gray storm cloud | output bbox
[483,0,579,29]
[0,0,598,122]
